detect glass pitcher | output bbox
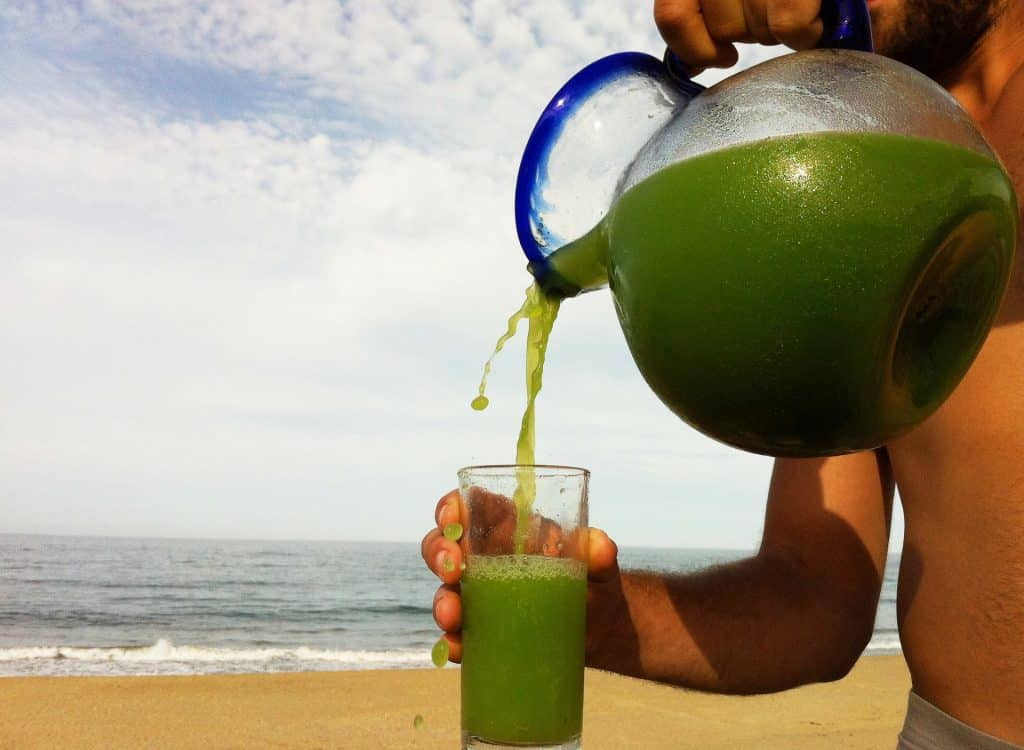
[515,0,1018,456]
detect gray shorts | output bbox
[898,692,1023,749]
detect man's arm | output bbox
[586,450,895,694]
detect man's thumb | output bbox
[587,528,619,581]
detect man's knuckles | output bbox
[702,1,754,42]
[766,0,822,47]
[654,0,700,38]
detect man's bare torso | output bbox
[887,62,1024,742]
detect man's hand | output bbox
[421,488,619,663]
[655,0,824,71]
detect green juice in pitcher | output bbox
[541,131,1017,454]
[461,555,587,746]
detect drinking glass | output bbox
[458,465,589,750]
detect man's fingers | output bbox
[428,490,465,665]
[766,0,823,49]
[434,539,464,584]
[422,529,464,583]
[442,633,462,664]
[654,0,823,71]
[435,489,462,528]
[655,0,740,72]
[433,584,463,632]
[587,528,619,582]
[742,0,779,45]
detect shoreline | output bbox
[0,654,911,749]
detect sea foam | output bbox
[0,639,433,676]
[865,631,902,654]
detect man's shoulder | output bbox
[984,62,1024,188]
[998,61,1024,110]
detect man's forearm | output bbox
[585,553,875,694]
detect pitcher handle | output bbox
[821,0,874,51]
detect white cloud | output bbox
[0,0,873,548]
[6,0,667,149]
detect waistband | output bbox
[898,692,1023,750]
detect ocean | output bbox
[0,534,900,677]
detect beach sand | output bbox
[0,655,910,749]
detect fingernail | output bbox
[442,555,455,573]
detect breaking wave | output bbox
[0,639,433,676]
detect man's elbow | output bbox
[815,602,876,683]
[763,549,880,685]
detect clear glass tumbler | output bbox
[457,465,589,750]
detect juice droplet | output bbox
[443,522,463,541]
[413,714,424,729]
[431,637,449,667]
[470,286,534,414]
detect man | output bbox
[423,0,1024,746]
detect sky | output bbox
[0,0,905,550]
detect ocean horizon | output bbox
[0,533,900,677]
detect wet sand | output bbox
[0,655,910,749]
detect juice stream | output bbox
[473,282,561,553]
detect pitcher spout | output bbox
[528,222,610,299]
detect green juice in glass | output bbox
[461,555,587,745]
